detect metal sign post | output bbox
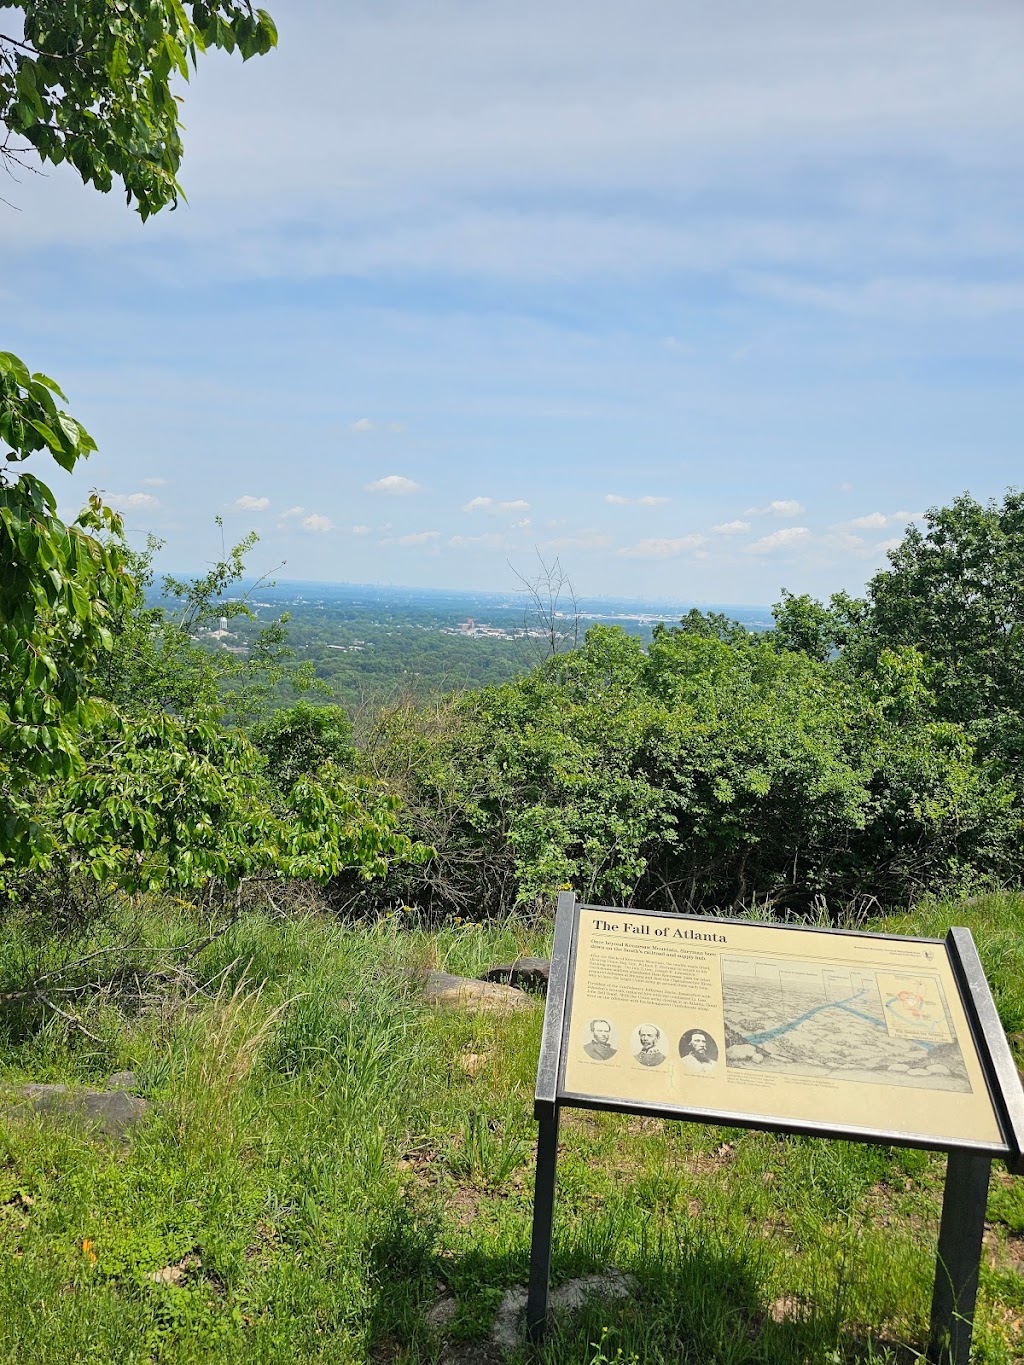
[527,893,1024,1360]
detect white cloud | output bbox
[351,524,370,535]
[234,495,270,511]
[347,416,406,433]
[822,530,866,552]
[300,514,333,533]
[463,495,530,514]
[142,477,168,487]
[380,529,441,546]
[844,509,922,530]
[366,474,423,495]
[604,493,670,506]
[617,534,705,560]
[713,519,752,535]
[746,527,811,554]
[745,499,805,517]
[280,505,306,519]
[838,482,855,494]
[105,492,159,510]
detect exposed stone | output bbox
[423,971,532,1013]
[5,1083,149,1137]
[426,1296,459,1329]
[439,1346,503,1365]
[490,1270,636,1351]
[105,1070,140,1091]
[483,958,550,991]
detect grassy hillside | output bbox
[1,894,1023,1363]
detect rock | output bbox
[440,1346,502,1365]
[105,1070,140,1091]
[423,972,532,1013]
[426,1296,459,1329]
[5,1083,149,1137]
[491,1270,635,1350]
[483,958,550,991]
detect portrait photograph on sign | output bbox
[561,906,1004,1149]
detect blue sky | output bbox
[5,0,1024,604]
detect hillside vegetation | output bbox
[5,490,1024,922]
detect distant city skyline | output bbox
[6,0,1024,602]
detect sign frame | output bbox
[527,892,1024,1365]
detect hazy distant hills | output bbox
[179,578,775,635]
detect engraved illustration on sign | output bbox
[877,972,954,1044]
[721,957,970,1091]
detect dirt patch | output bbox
[681,1139,737,1177]
[984,1225,1024,1274]
[243,1219,283,1269]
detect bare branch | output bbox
[508,550,581,658]
[33,992,103,1042]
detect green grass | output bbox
[1,892,1023,1363]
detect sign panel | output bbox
[560,906,1005,1150]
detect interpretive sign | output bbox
[564,910,1003,1150]
[527,893,1024,1365]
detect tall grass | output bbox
[0,892,1021,1362]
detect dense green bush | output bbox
[363,619,1022,916]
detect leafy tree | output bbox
[865,491,1024,726]
[770,589,864,662]
[251,702,355,796]
[653,608,751,646]
[1,1,277,871]
[0,356,133,866]
[47,714,420,893]
[99,527,319,728]
[1,1,276,216]
[6,538,429,898]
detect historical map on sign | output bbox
[561,907,1005,1147]
[721,957,971,1091]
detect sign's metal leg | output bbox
[526,1107,561,1344]
[928,1148,991,1365]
